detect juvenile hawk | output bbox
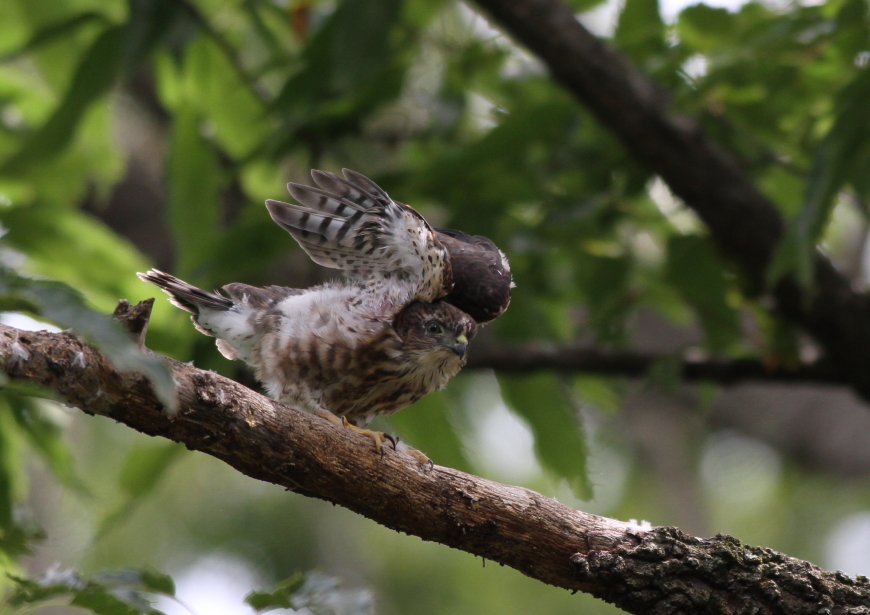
[138,169,510,454]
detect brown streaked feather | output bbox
[266,169,453,303]
[222,283,304,309]
[137,269,233,314]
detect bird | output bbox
[138,169,510,459]
[266,168,513,325]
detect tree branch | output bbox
[471,0,870,401]
[0,306,868,614]
[467,342,847,385]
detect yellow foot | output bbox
[313,410,430,467]
[390,438,434,469]
[404,448,434,470]
[341,416,388,454]
[314,409,387,454]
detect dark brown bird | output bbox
[138,169,507,455]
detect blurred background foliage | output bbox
[0,0,869,612]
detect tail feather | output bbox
[136,270,234,314]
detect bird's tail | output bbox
[137,269,234,315]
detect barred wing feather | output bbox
[266,169,452,302]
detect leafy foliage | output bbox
[5,567,175,615]
[247,572,372,615]
[0,0,868,612]
[0,267,174,409]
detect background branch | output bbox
[0,309,867,614]
[471,0,870,401]
[467,343,845,385]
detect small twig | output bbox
[112,298,154,349]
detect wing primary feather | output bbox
[267,169,452,302]
[310,170,387,210]
[341,168,392,206]
[286,183,368,215]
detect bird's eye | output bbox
[426,322,443,335]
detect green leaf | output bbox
[498,374,591,498]
[123,0,186,75]
[6,572,84,607]
[70,585,146,615]
[1,24,126,175]
[647,357,682,395]
[135,568,175,597]
[577,253,633,344]
[676,4,735,53]
[385,390,472,473]
[93,568,175,598]
[97,441,185,538]
[166,106,223,277]
[5,391,86,493]
[172,36,271,157]
[614,0,666,62]
[246,572,370,614]
[7,567,172,613]
[118,442,185,497]
[770,67,870,288]
[665,234,740,353]
[266,0,407,156]
[0,11,111,61]
[246,573,304,611]
[271,0,403,110]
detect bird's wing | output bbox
[433,229,514,324]
[266,169,452,302]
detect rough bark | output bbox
[470,0,870,401]
[0,305,868,614]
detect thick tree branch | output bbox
[0,308,868,614]
[467,342,846,385]
[471,0,870,400]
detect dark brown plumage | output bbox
[432,228,513,324]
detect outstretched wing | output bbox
[266,169,452,303]
[434,229,514,324]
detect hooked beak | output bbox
[451,334,468,358]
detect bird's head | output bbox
[395,301,477,367]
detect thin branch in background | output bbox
[466,343,847,385]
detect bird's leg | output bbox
[313,409,388,454]
[314,408,345,427]
[313,410,429,466]
[340,417,389,455]
[389,438,434,469]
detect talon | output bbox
[315,410,388,453]
[406,448,433,467]
[384,434,399,450]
